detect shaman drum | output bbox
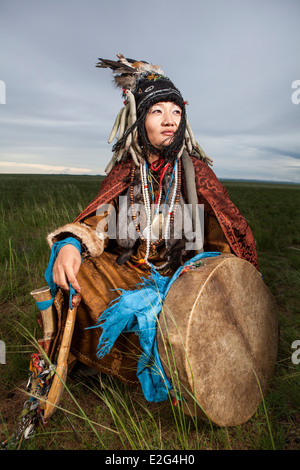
[156,253,278,427]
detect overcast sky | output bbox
[0,0,299,182]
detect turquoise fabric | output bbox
[36,237,82,311]
[89,252,221,402]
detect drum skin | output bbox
[157,254,278,427]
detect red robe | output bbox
[74,156,259,270]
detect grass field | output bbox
[0,174,299,450]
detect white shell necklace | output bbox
[139,159,179,269]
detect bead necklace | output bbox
[129,159,181,269]
[147,162,169,237]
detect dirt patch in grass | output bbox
[0,386,28,445]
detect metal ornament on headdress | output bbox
[96,54,213,173]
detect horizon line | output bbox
[0,172,299,185]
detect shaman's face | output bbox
[144,101,182,150]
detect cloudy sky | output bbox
[0,0,299,182]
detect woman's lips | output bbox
[161,131,174,136]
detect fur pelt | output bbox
[47,222,104,258]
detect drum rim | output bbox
[158,254,278,426]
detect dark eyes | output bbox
[151,107,181,115]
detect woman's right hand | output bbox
[52,244,81,293]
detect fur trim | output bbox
[47,222,104,258]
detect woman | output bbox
[45,58,258,397]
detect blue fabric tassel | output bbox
[88,251,221,402]
[36,237,82,311]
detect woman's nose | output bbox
[162,112,175,126]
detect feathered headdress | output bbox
[96,53,165,90]
[96,54,212,172]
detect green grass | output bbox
[0,174,299,450]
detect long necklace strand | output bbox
[142,160,179,269]
[141,162,152,265]
[163,159,178,241]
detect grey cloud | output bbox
[0,0,299,182]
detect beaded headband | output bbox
[132,73,185,111]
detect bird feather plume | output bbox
[96,53,164,90]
